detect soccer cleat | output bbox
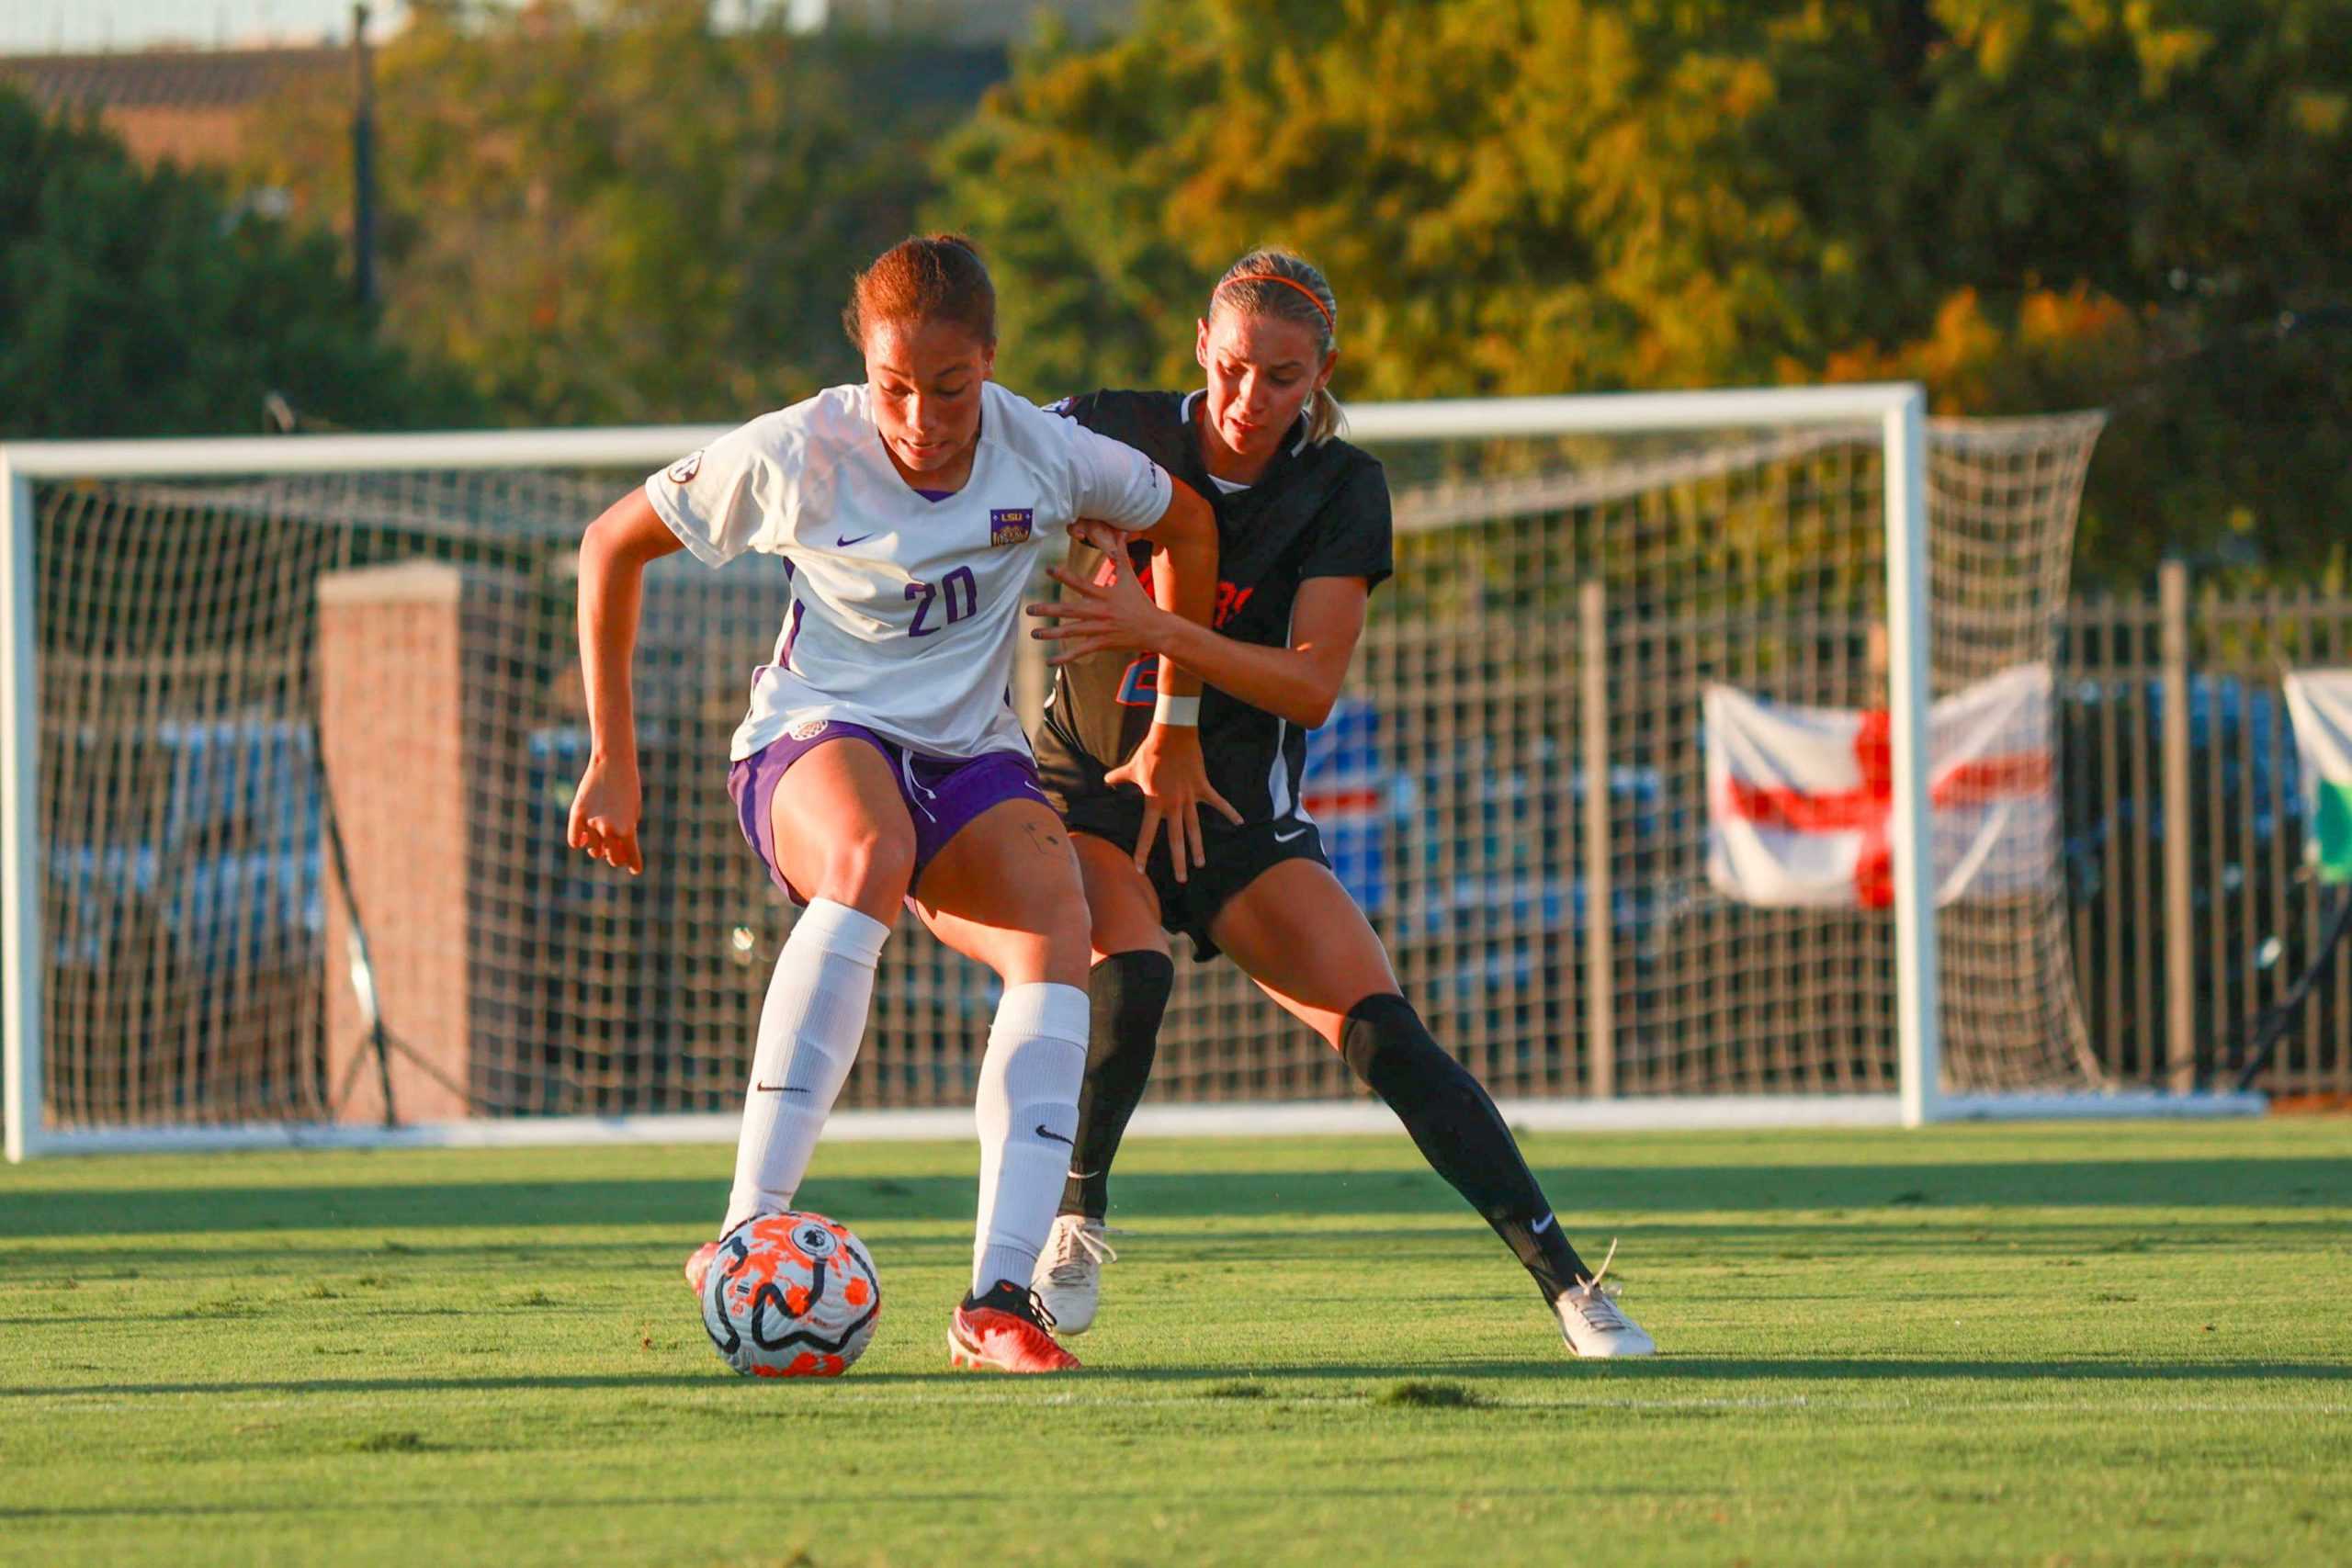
[684,1239,720,1297]
[947,1281,1081,1373]
[1030,1214,1117,1337]
[684,1214,761,1297]
[1553,1240,1657,1359]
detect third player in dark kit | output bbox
[1026,247,1655,1359]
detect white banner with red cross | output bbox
[1703,662,2057,910]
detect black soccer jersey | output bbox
[1035,389,1394,825]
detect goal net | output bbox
[3,390,2193,1156]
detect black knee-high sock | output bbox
[1057,949,1175,1220]
[1341,993,1593,1300]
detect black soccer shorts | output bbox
[1052,788,1334,963]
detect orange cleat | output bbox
[947,1283,1080,1374]
[684,1239,720,1297]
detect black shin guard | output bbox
[1059,949,1176,1220]
[1341,993,1591,1300]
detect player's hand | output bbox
[1026,526,1166,664]
[1105,723,1241,884]
[1069,519,1135,556]
[568,751,644,875]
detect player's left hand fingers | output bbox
[1181,797,1208,872]
[1043,633,1128,665]
[1204,783,1244,827]
[1028,614,1115,642]
[1043,564,1109,597]
[1136,803,1173,882]
[1025,596,1108,625]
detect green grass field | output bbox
[2,1120,2346,1566]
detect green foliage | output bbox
[240,0,1002,425]
[0,86,474,439]
[942,0,2352,588]
[28,0,2336,584]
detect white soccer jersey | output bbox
[646,380,1172,761]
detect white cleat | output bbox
[1031,1214,1117,1337]
[1554,1240,1657,1359]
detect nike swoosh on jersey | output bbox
[1272,825,1310,843]
[1532,1213,1557,1235]
[836,532,875,547]
[1035,1123,1075,1146]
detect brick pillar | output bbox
[317,561,526,1125]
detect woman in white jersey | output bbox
[568,234,1219,1374]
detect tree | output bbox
[0,86,475,439]
[239,0,1004,426]
[939,0,2352,586]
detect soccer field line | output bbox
[7,1386,2346,1419]
[13,1092,2278,1156]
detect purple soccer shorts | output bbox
[727,719,1050,906]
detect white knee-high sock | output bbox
[721,898,891,1235]
[970,981,1091,1296]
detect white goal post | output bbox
[1,384,2264,1160]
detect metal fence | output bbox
[2056,567,2352,1097]
[1148,565,2352,1106]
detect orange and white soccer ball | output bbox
[700,1212,881,1378]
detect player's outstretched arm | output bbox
[1125,480,1218,715]
[1163,573,1368,729]
[1034,561,1366,733]
[571,487,685,875]
[1091,481,1239,874]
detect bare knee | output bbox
[798,826,914,917]
[1090,927,1170,967]
[1038,892,1095,977]
[1075,835,1165,965]
[987,876,1094,989]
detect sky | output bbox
[0,2,1056,55]
[0,1,413,55]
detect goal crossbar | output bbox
[0,384,1932,480]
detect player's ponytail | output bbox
[1306,385,1346,446]
[1211,248,1347,446]
[843,233,997,349]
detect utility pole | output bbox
[351,3,377,307]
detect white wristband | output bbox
[1152,693,1202,727]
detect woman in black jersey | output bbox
[1025,248,1655,1359]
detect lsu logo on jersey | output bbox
[667,450,703,485]
[989,508,1034,547]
